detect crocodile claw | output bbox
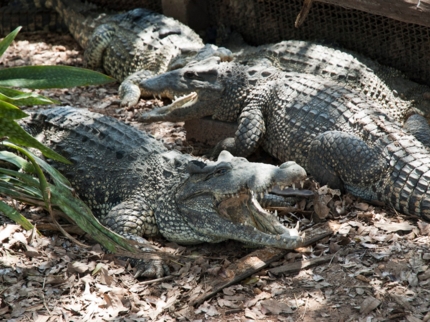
[134,259,170,278]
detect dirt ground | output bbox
[0,31,430,322]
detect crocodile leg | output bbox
[84,23,118,71]
[100,199,170,278]
[119,70,158,107]
[212,103,266,158]
[307,131,388,200]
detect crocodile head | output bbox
[159,150,309,247]
[138,57,248,123]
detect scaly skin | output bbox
[20,107,309,277]
[137,58,430,221]
[227,35,430,120]
[42,0,232,106]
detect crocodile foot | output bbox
[134,259,170,279]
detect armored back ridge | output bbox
[41,0,232,107]
[232,39,430,119]
[138,59,430,221]
[19,107,310,277]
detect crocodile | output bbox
[38,0,232,106]
[121,30,430,120]
[230,37,430,120]
[137,57,430,221]
[19,106,310,277]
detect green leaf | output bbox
[0,167,41,188]
[0,26,21,58]
[5,144,72,188]
[0,181,43,200]
[0,87,58,106]
[0,151,35,173]
[49,184,137,253]
[0,154,142,254]
[31,153,72,188]
[0,66,115,89]
[0,124,71,164]
[0,100,28,119]
[0,200,34,230]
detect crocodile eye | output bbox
[184,71,197,79]
[215,168,228,175]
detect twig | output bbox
[300,296,309,320]
[41,292,52,316]
[137,275,174,285]
[268,254,335,275]
[295,0,314,28]
[189,247,287,306]
[48,206,90,249]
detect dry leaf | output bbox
[104,293,128,316]
[34,314,50,322]
[260,299,293,315]
[360,296,381,314]
[406,315,424,322]
[217,298,240,309]
[0,225,21,243]
[67,261,89,274]
[374,221,415,232]
[313,274,324,282]
[244,307,258,319]
[417,221,430,235]
[390,294,414,311]
[354,202,369,211]
[313,194,331,219]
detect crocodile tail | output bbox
[382,135,430,221]
[44,0,105,49]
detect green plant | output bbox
[0,27,140,254]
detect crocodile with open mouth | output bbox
[19,106,312,277]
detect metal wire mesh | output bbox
[207,0,430,85]
[0,1,67,35]
[88,0,162,13]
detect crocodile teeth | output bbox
[274,210,278,217]
[300,181,304,189]
[292,183,296,190]
[260,192,265,199]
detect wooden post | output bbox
[313,0,430,28]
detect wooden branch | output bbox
[189,221,338,306]
[314,0,430,28]
[268,254,334,275]
[189,247,288,306]
[296,0,314,28]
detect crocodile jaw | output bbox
[217,190,300,237]
[139,92,199,122]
